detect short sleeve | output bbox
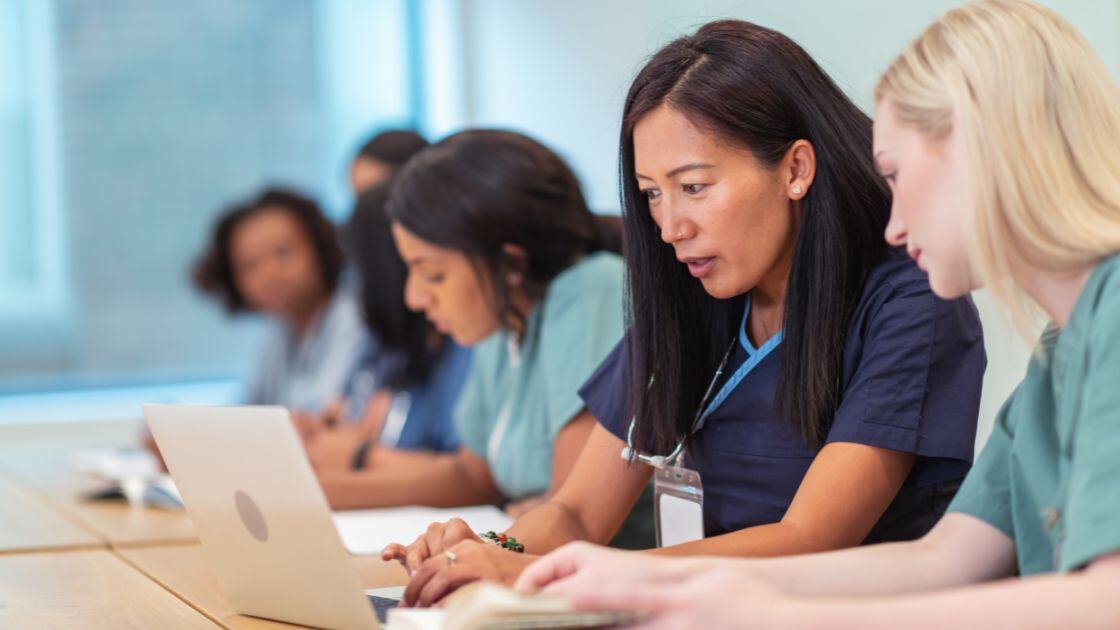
[578,337,629,439]
[946,396,1017,539]
[452,338,500,459]
[826,283,984,470]
[538,254,625,438]
[1062,296,1120,570]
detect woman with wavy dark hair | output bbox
[390,19,986,607]
[192,187,367,412]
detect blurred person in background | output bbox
[303,182,471,472]
[294,130,435,443]
[350,129,429,194]
[191,187,367,413]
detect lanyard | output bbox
[622,296,783,467]
[696,298,784,430]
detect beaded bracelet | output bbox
[479,531,525,553]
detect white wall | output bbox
[437,0,1120,451]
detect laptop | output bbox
[143,404,401,629]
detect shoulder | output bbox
[541,252,625,322]
[467,330,507,376]
[324,288,364,326]
[1086,254,1120,321]
[1082,254,1120,369]
[856,247,980,329]
[862,247,938,303]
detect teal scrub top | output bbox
[949,253,1120,574]
[454,252,625,500]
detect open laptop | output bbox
[143,404,401,630]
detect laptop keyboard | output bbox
[367,594,399,624]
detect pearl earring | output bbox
[792,184,803,195]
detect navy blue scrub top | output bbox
[342,340,470,453]
[580,248,986,543]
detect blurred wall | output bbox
[434,0,1120,449]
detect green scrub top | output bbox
[949,253,1120,574]
[454,252,625,500]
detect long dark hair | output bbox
[623,20,891,453]
[192,187,344,313]
[343,183,443,388]
[386,129,623,332]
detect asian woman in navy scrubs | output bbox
[389,19,986,607]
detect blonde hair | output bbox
[876,0,1120,336]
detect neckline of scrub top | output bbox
[697,295,783,431]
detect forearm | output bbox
[505,500,602,554]
[320,454,502,510]
[366,446,448,469]
[790,570,1120,629]
[649,520,854,559]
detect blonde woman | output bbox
[508,1,1120,626]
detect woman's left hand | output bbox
[402,540,537,607]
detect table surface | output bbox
[0,549,218,629]
[0,419,198,548]
[119,544,408,629]
[0,472,103,554]
[0,418,409,629]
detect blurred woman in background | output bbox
[303,183,471,471]
[192,187,367,413]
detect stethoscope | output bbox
[619,297,784,469]
[619,337,736,469]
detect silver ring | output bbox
[444,550,457,565]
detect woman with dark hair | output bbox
[317,130,643,536]
[296,130,439,461]
[389,19,985,607]
[303,184,471,470]
[192,187,367,412]
[350,129,429,194]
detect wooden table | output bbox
[0,549,217,628]
[0,472,102,554]
[0,419,197,548]
[0,418,408,628]
[119,544,408,629]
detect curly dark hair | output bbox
[192,187,344,313]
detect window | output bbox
[0,0,418,419]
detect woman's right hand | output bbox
[381,518,485,576]
[515,541,701,594]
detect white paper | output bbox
[333,505,513,555]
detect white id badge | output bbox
[654,465,704,547]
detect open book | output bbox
[388,582,641,630]
[72,447,183,509]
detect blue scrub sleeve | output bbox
[578,337,629,440]
[826,285,984,473]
